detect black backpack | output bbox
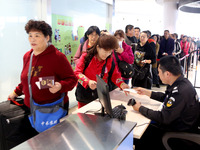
[114,51,134,78]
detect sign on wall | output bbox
[52,14,85,69]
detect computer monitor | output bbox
[96,75,113,117]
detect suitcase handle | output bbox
[8,98,24,106]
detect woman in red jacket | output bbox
[180,35,190,56]
[180,35,190,68]
[74,34,130,108]
[8,20,77,112]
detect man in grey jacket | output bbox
[124,24,137,54]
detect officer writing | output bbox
[132,55,199,150]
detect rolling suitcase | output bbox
[0,98,37,150]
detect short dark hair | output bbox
[125,25,134,33]
[152,34,159,42]
[173,33,178,39]
[159,56,182,76]
[114,29,125,38]
[134,27,140,31]
[164,30,170,33]
[141,31,148,37]
[25,20,52,39]
[146,30,151,38]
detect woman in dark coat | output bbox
[132,31,156,89]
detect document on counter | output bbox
[123,88,137,94]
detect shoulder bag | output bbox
[133,64,148,80]
[28,52,67,133]
[114,51,134,78]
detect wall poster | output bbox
[52,14,85,69]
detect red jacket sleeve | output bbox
[14,83,23,96]
[110,59,124,88]
[74,53,90,88]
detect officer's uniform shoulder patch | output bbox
[172,86,178,94]
[166,97,175,107]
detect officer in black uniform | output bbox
[131,55,200,150]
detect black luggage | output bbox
[0,98,38,150]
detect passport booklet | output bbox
[35,76,55,89]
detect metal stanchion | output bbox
[179,50,199,88]
[179,54,189,77]
[184,58,186,75]
[185,49,200,89]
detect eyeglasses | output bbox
[88,34,99,38]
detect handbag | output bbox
[28,52,67,133]
[75,83,98,103]
[114,51,134,78]
[133,64,148,80]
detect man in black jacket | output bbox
[132,56,200,150]
[158,30,174,59]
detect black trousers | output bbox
[152,67,159,85]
